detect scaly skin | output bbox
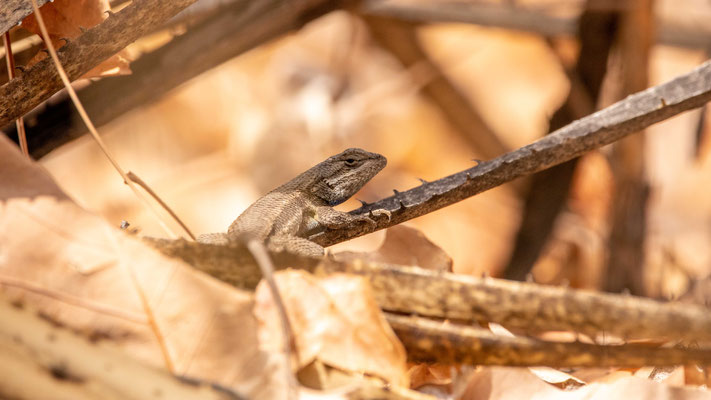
[198,148,390,256]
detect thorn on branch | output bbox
[393,189,401,196]
[79,26,88,34]
[417,178,428,184]
[357,199,369,207]
[104,10,116,17]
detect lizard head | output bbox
[311,148,386,206]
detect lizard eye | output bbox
[344,158,358,167]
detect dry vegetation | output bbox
[3,0,711,399]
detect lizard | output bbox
[197,148,390,257]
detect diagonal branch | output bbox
[311,59,711,246]
[4,0,339,159]
[0,0,51,35]
[0,0,203,128]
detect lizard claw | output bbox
[370,209,391,222]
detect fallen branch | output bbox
[0,0,51,35]
[147,239,711,345]
[310,59,711,246]
[0,0,202,128]
[147,238,711,367]
[388,314,711,367]
[4,0,339,159]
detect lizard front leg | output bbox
[314,206,391,230]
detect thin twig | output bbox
[29,0,198,240]
[126,172,196,240]
[30,0,180,372]
[2,32,28,157]
[245,240,298,399]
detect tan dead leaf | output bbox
[21,0,131,78]
[0,135,68,200]
[0,196,288,399]
[254,270,409,387]
[461,367,711,400]
[408,364,453,389]
[334,225,452,272]
[0,296,237,400]
[488,323,585,389]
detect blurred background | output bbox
[4,0,711,299]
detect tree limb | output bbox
[310,59,711,246]
[0,0,51,35]
[4,0,340,158]
[146,238,711,346]
[388,314,711,367]
[0,0,203,128]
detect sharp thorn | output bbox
[104,10,115,17]
[393,189,400,196]
[417,178,428,184]
[357,199,369,207]
[472,159,482,165]
[398,199,407,209]
[79,26,88,33]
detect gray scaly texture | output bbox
[198,148,390,256]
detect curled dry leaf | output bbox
[254,270,409,387]
[21,0,131,78]
[334,225,452,272]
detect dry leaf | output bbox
[0,138,286,399]
[21,0,131,78]
[0,196,288,399]
[461,367,711,400]
[0,135,67,200]
[0,296,236,400]
[408,364,453,389]
[254,270,409,387]
[335,225,452,272]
